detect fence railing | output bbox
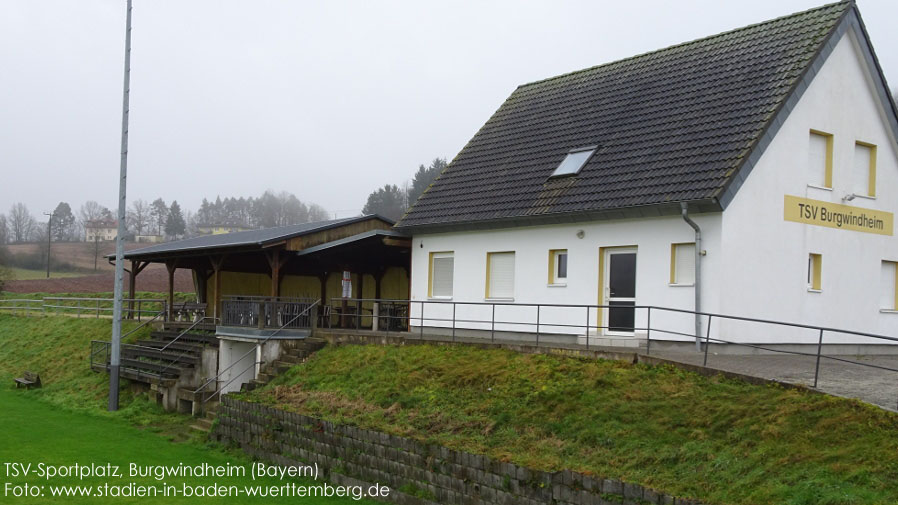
[221,296,316,329]
[45,297,166,320]
[0,299,44,315]
[326,298,898,409]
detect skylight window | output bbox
[550,147,596,177]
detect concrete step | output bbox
[273,361,294,373]
[136,339,205,354]
[190,418,213,432]
[123,345,199,365]
[120,358,183,377]
[151,330,218,346]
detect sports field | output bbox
[0,389,380,505]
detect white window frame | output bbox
[486,251,515,301]
[669,243,695,286]
[428,252,454,299]
[548,249,568,286]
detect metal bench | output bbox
[14,371,41,389]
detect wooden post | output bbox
[194,269,209,304]
[357,273,364,329]
[319,272,328,328]
[374,270,384,331]
[127,260,148,320]
[210,256,225,321]
[266,250,282,299]
[374,269,384,300]
[127,260,137,320]
[165,261,177,322]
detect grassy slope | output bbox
[0,314,188,433]
[0,389,377,505]
[248,344,898,505]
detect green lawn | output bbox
[0,389,379,504]
[0,314,384,504]
[248,344,898,505]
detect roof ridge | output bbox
[517,0,851,90]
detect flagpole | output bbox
[109,0,133,411]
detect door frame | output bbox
[598,246,638,337]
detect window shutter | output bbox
[432,255,454,297]
[675,244,695,285]
[808,133,828,187]
[489,253,515,299]
[853,143,872,196]
[882,261,897,310]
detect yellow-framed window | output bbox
[669,243,696,285]
[882,261,898,311]
[548,249,568,285]
[854,141,877,197]
[808,253,822,291]
[808,130,833,188]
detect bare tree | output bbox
[127,198,150,235]
[308,203,329,222]
[0,214,7,244]
[9,203,35,243]
[79,201,112,223]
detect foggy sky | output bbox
[2,0,896,220]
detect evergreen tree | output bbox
[151,198,168,235]
[362,184,406,221]
[164,201,186,238]
[52,202,75,241]
[407,157,447,206]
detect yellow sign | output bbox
[784,195,893,236]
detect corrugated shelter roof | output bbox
[397,1,862,230]
[118,215,396,259]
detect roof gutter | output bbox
[680,202,702,352]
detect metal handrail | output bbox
[330,297,898,344]
[327,297,898,409]
[195,299,320,404]
[121,310,166,340]
[206,360,263,401]
[160,316,218,351]
[154,316,221,377]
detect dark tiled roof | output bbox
[118,215,394,259]
[398,1,852,229]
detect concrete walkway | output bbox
[650,350,898,411]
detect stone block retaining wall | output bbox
[213,396,705,505]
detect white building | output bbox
[395,2,898,348]
[84,219,118,242]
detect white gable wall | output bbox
[719,30,898,343]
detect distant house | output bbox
[396,2,898,345]
[84,219,118,242]
[196,223,253,236]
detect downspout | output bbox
[680,202,702,351]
